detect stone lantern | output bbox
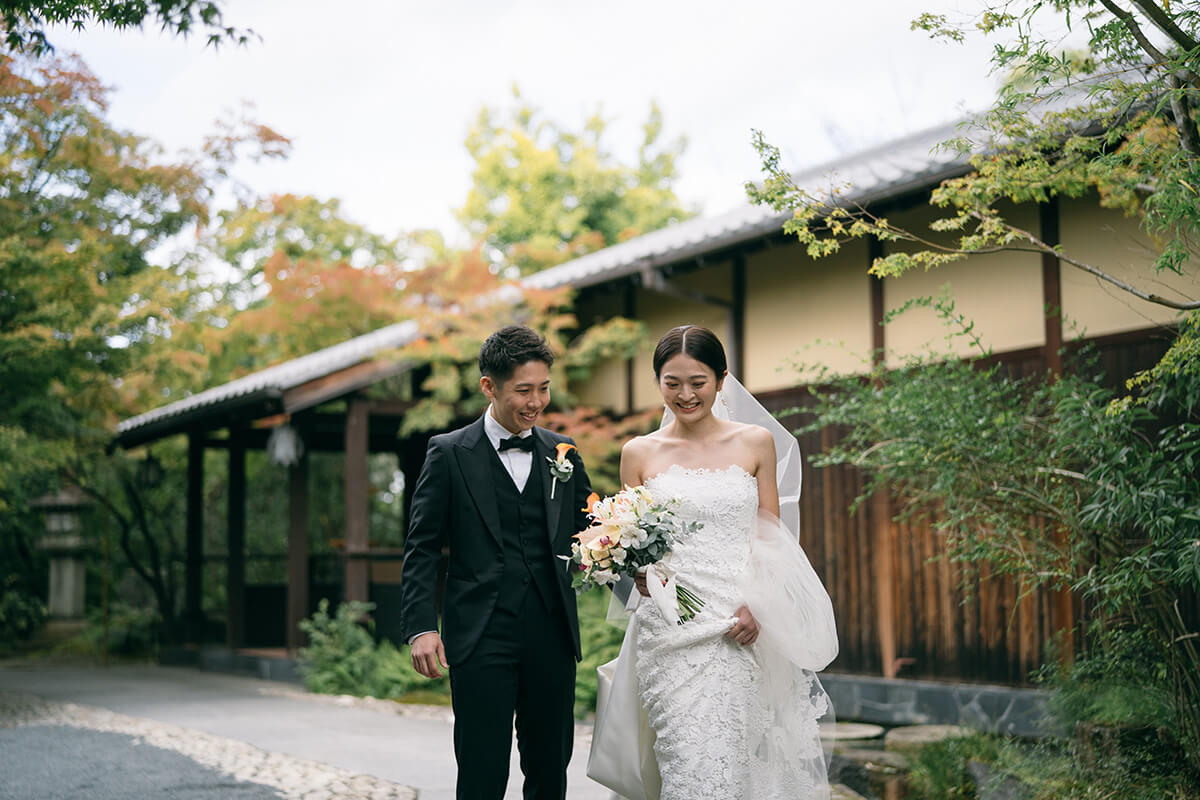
[31,486,94,622]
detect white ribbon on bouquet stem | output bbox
[641,562,681,624]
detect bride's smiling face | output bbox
[658,353,724,421]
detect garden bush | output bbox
[297,599,448,701]
[0,577,45,649]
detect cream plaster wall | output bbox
[744,241,874,388]
[1058,196,1196,337]
[567,193,1195,410]
[570,290,629,410]
[883,204,1045,365]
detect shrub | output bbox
[297,599,449,701]
[0,577,46,647]
[907,734,1004,799]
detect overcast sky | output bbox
[54,0,1004,244]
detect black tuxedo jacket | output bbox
[399,416,592,665]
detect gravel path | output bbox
[0,690,416,800]
[0,662,611,800]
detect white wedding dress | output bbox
[632,464,831,800]
[587,376,837,800]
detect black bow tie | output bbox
[499,435,534,453]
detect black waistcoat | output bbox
[489,448,560,614]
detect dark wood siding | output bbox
[759,327,1178,684]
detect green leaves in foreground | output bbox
[797,297,1200,766]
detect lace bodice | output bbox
[644,464,758,617]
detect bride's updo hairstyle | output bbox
[652,325,727,379]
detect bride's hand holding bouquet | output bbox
[563,485,705,623]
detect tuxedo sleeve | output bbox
[400,436,450,643]
[568,437,593,535]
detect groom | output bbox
[400,324,592,800]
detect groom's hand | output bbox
[411,632,449,678]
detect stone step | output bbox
[820,721,886,741]
[884,724,975,755]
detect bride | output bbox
[590,324,839,800]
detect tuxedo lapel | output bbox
[533,428,563,543]
[454,416,503,547]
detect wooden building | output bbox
[523,118,1194,686]
[114,119,1194,694]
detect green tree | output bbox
[193,193,413,381]
[0,48,285,634]
[2,0,251,54]
[798,299,1199,776]
[458,89,692,275]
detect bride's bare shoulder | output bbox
[723,419,772,443]
[620,434,647,458]
[621,432,660,456]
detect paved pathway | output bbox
[0,662,612,800]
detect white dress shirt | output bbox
[483,405,534,492]
[408,408,534,646]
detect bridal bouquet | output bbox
[564,485,705,622]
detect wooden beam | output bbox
[282,359,410,415]
[639,267,733,309]
[868,235,897,676]
[1040,197,1064,377]
[226,431,246,649]
[287,447,309,652]
[344,395,370,604]
[869,236,886,365]
[624,281,636,415]
[729,256,746,378]
[185,432,205,644]
[1040,197,1073,663]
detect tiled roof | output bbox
[116,320,420,438]
[117,118,972,442]
[524,117,971,290]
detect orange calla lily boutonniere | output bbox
[547,443,576,499]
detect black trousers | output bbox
[449,585,576,800]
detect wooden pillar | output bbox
[869,238,886,366]
[624,281,637,415]
[287,446,309,652]
[1040,197,1064,377]
[728,256,747,379]
[344,396,370,604]
[185,432,205,644]
[868,235,898,677]
[1040,197,1074,660]
[226,432,246,649]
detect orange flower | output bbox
[554,442,577,462]
[583,492,600,513]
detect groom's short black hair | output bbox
[478,325,555,385]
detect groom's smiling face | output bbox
[481,359,552,434]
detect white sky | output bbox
[53,0,1004,244]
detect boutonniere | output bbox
[547,443,576,499]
